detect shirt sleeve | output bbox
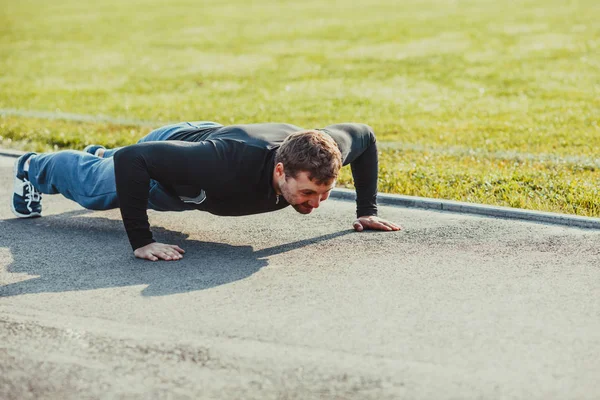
[321,123,379,218]
[113,140,231,250]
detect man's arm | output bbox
[321,123,401,232]
[321,123,378,217]
[113,140,230,256]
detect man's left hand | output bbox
[353,216,402,232]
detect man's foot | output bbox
[12,153,42,218]
[83,144,106,158]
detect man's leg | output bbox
[98,121,222,158]
[27,151,119,210]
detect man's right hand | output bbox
[134,242,185,261]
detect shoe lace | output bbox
[23,178,41,212]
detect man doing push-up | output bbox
[12,121,401,261]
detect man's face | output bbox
[279,171,335,214]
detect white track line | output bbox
[0,108,161,127]
[331,188,600,230]
[379,142,600,168]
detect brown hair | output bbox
[275,129,342,184]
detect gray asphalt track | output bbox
[1,153,599,400]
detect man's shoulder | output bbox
[207,123,303,146]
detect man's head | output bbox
[273,130,342,214]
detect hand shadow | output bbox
[0,210,353,297]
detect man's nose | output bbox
[310,196,321,208]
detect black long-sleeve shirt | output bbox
[114,122,378,250]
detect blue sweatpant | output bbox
[27,121,222,211]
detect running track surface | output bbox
[1,154,599,399]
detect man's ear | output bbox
[275,162,285,179]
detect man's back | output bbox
[168,123,303,148]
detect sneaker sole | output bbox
[11,155,42,219]
[10,205,41,218]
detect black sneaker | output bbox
[12,153,42,218]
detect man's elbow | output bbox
[358,124,376,146]
[113,145,147,179]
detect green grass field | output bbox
[1,0,599,215]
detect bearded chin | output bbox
[292,204,313,214]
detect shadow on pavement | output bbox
[0,211,353,298]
